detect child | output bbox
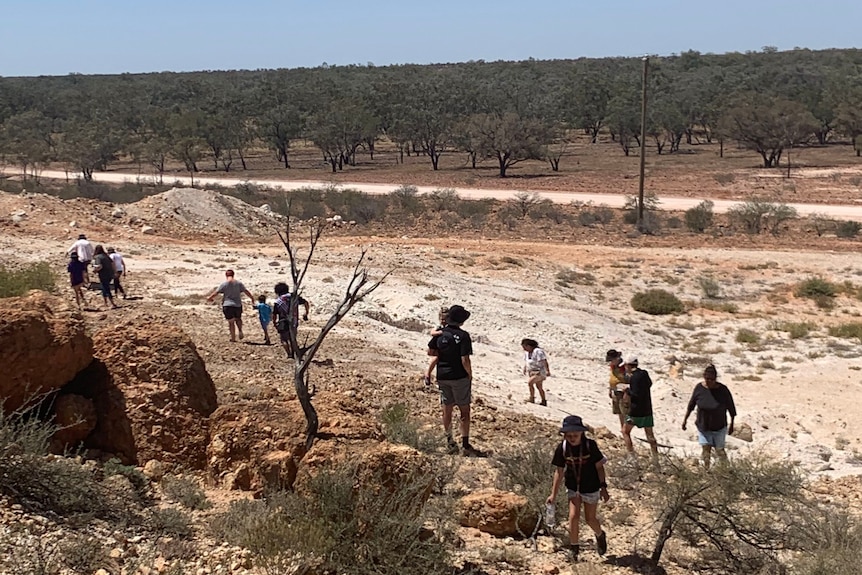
[67,252,88,309]
[253,295,272,345]
[424,307,449,389]
[522,338,551,406]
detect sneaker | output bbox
[423,375,432,388]
[569,544,580,562]
[461,444,485,458]
[525,397,535,404]
[539,399,547,407]
[596,531,607,556]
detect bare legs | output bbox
[528,374,547,405]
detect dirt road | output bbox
[11,168,862,219]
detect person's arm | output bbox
[302,300,310,321]
[542,358,551,377]
[596,461,610,502]
[682,388,697,430]
[726,388,737,435]
[205,286,219,303]
[547,466,564,505]
[244,289,255,303]
[461,355,472,380]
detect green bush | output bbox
[104,458,150,500]
[770,321,816,339]
[390,184,421,216]
[795,277,838,299]
[727,199,797,235]
[161,474,210,510]
[148,507,193,538]
[828,323,862,341]
[685,200,714,233]
[0,263,55,298]
[427,188,459,212]
[835,220,862,238]
[631,289,684,315]
[735,328,760,344]
[211,464,450,575]
[495,439,560,535]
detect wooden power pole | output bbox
[637,56,649,231]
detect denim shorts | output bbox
[698,427,728,448]
[566,490,600,505]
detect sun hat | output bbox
[559,415,589,433]
[605,349,622,362]
[624,355,639,366]
[447,305,471,325]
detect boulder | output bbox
[458,489,536,537]
[141,225,155,235]
[143,459,166,481]
[208,394,382,493]
[50,393,97,451]
[66,320,217,468]
[0,291,93,414]
[733,422,754,442]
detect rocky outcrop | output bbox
[66,321,217,468]
[458,489,536,537]
[207,394,383,493]
[0,291,92,413]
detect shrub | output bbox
[795,277,838,299]
[796,509,862,575]
[363,310,428,333]
[727,199,797,235]
[104,458,150,500]
[161,474,210,510]
[556,269,595,287]
[836,220,862,238]
[148,507,193,538]
[631,289,684,315]
[685,200,714,233]
[58,534,108,574]
[698,276,721,299]
[379,403,439,453]
[0,263,55,298]
[427,188,459,212]
[211,464,450,575]
[495,439,559,536]
[623,193,661,225]
[770,321,816,339]
[713,172,736,185]
[735,328,760,344]
[828,323,862,341]
[390,184,421,216]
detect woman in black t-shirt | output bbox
[682,364,737,469]
[547,415,610,561]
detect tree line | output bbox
[1,47,862,181]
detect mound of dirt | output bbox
[127,187,282,237]
[67,318,218,468]
[0,291,93,413]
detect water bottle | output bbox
[545,502,556,529]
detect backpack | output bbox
[274,296,292,333]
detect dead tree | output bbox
[276,214,388,451]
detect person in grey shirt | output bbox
[206,269,254,342]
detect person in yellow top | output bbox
[605,350,628,432]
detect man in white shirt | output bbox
[69,234,94,285]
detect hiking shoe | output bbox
[596,531,607,556]
[446,438,459,454]
[568,544,580,562]
[539,399,547,407]
[423,375,432,388]
[462,444,485,458]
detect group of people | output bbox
[67,234,127,309]
[206,270,310,356]
[422,305,738,562]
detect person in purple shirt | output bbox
[67,252,88,309]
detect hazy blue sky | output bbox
[1,0,859,77]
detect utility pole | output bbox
[637,55,649,231]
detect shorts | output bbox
[611,390,629,415]
[438,376,471,406]
[566,490,600,504]
[223,306,242,320]
[260,319,271,330]
[99,279,112,298]
[626,415,654,428]
[528,369,546,381]
[698,427,728,448]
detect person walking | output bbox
[107,247,126,299]
[67,252,88,309]
[522,338,551,406]
[253,295,273,346]
[272,282,311,357]
[206,270,254,342]
[605,349,628,431]
[68,234,94,285]
[621,356,659,463]
[682,364,737,469]
[547,415,610,562]
[92,245,118,309]
[428,304,481,456]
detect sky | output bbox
[0,0,860,77]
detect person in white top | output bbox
[522,338,551,406]
[107,247,126,299]
[68,234,94,285]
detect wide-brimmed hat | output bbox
[447,305,471,324]
[560,415,589,433]
[605,349,622,362]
